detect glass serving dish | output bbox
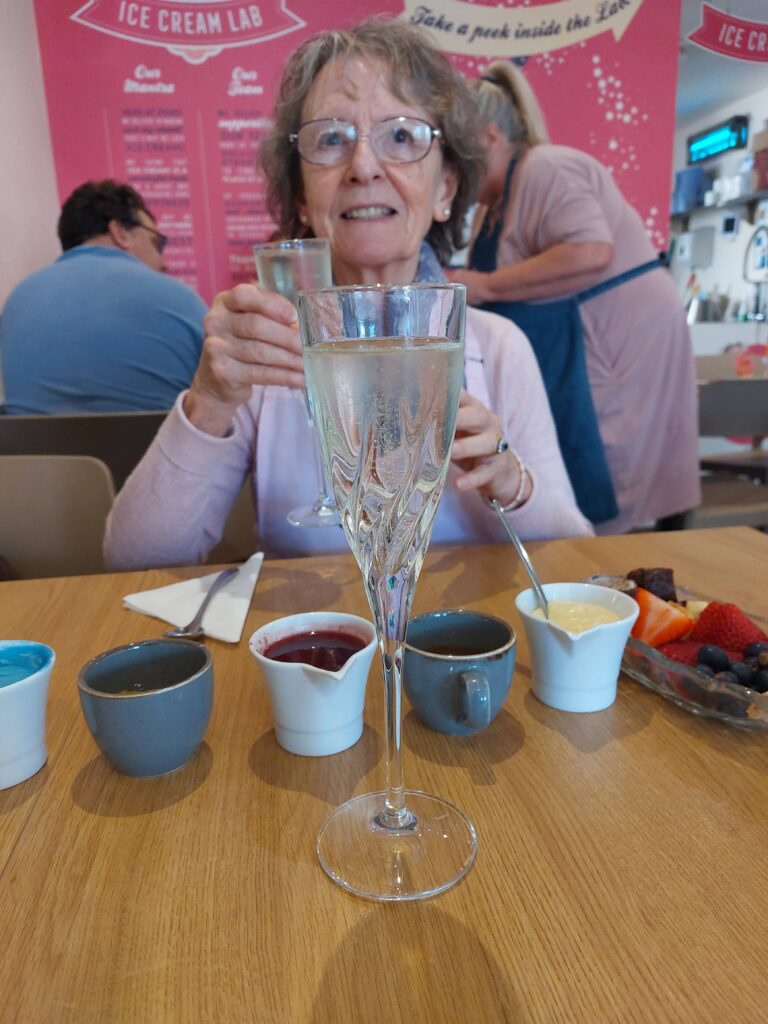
[586,575,768,731]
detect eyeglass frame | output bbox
[289,116,443,166]
[127,219,169,255]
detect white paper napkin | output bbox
[123,552,264,643]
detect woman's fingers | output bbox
[451,390,502,461]
[206,284,304,369]
[451,390,521,506]
[218,282,298,324]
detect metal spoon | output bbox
[490,499,549,619]
[163,567,239,639]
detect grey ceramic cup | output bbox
[78,639,213,777]
[404,610,516,735]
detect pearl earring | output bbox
[299,212,308,224]
[443,208,451,218]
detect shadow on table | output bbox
[0,762,48,813]
[250,564,358,615]
[418,546,523,607]
[249,723,382,806]
[310,906,523,1023]
[70,741,212,817]
[519,670,653,753]
[403,707,525,786]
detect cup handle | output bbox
[459,669,490,729]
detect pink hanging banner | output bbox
[33,0,681,302]
[687,3,768,63]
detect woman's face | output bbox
[297,56,457,286]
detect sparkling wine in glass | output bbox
[298,283,477,901]
[253,238,340,528]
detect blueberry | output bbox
[715,671,739,684]
[695,663,715,677]
[729,662,754,687]
[744,642,768,659]
[758,651,768,669]
[698,645,731,672]
[752,669,768,694]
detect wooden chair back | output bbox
[0,455,116,578]
[0,411,168,490]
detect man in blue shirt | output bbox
[0,180,207,413]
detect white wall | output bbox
[0,0,60,309]
[669,83,768,314]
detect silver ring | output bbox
[495,435,509,455]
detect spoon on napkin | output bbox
[490,499,549,619]
[163,567,239,639]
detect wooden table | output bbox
[1,528,766,1023]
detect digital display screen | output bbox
[687,116,749,165]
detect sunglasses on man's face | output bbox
[130,221,169,255]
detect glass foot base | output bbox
[316,790,477,902]
[287,501,341,528]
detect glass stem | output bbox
[370,569,416,830]
[304,390,333,506]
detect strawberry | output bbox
[658,640,702,666]
[631,587,692,647]
[688,602,767,652]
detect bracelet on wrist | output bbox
[488,447,530,513]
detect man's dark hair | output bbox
[57,179,154,251]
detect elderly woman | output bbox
[449,62,701,533]
[104,18,590,569]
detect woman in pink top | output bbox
[105,20,590,569]
[449,62,700,534]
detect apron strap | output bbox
[577,258,661,303]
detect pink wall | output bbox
[0,0,60,308]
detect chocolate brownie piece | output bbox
[626,567,677,602]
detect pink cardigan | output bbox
[104,306,591,568]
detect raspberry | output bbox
[658,640,701,666]
[688,602,767,652]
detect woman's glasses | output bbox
[290,116,442,166]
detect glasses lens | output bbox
[298,120,356,165]
[372,118,434,163]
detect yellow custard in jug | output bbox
[531,600,620,633]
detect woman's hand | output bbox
[451,390,530,508]
[183,283,306,436]
[444,267,492,305]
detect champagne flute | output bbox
[253,238,340,528]
[298,283,477,901]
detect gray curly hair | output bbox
[259,16,487,265]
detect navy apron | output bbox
[470,157,658,525]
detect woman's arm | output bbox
[448,240,613,305]
[103,396,259,570]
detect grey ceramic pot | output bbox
[78,638,213,777]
